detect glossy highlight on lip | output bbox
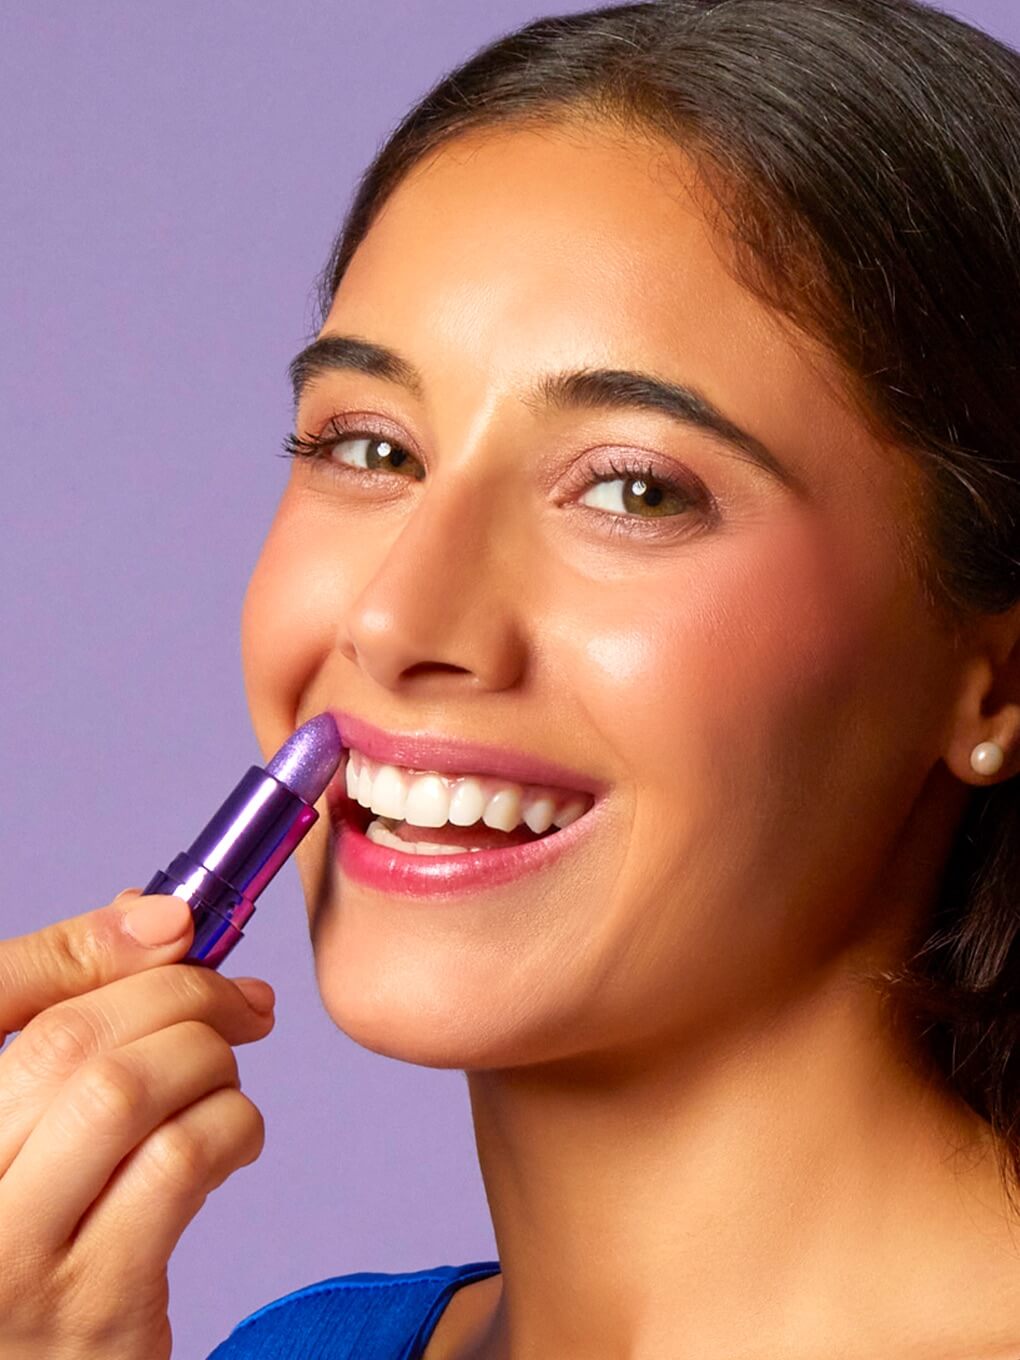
[325,708,608,800]
[329,788,605,897]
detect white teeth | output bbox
[482,785,523,832]
[365,816,480,854]
[553,798,586,828]
[447,778,486,827]
[521,794,556,835]
[370,763,408,821]
[343,747,594,832]
[404,773,451,828]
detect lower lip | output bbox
[329,795,603,897]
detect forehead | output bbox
[328,124,863,427]
[324,125,915,505]
[336,124,767,360]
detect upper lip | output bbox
[325,708,609,801]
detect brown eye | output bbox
[335,434,425,480]
[579,472,696,518]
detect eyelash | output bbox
[278,415,714,539]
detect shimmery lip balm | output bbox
[142,713,344,969]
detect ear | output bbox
[944,600,1020,786]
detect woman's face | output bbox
[241,123,962,1068]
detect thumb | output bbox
[0,889,195,1039]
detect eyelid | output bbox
[556,445,707,498]
[308,408,422,458]
[304,406,711,482]
[286,417,726,543]
[297,407,719,514]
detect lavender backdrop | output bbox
[1,2,1016,1355]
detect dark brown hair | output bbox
[312,0,1020,1199]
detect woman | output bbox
[3,0,1020,1355]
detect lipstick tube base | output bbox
[142,856,255,969]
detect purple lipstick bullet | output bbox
[142,713,344,968]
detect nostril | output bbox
[399,662,473,680]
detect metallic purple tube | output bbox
[142,713,343,969]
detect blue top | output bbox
[206,1260,502,1360]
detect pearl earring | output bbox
[970,741,1005,776]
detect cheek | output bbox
[240,494,355,752]
[528,513,911,1032]
[577,516,873,773]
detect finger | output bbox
[0,1019,240,1256]
[70,1086,265,1285]
[0,890,196,1039]
[0,964,274,1175]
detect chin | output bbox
[309,934,589,1071]
[316,982,511,1070]
[309,925,491,1067]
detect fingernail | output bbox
[233,978,276,1014]
[122,895,193,947]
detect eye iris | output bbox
[623,476,675,515]
[368,439,398,466]
[365,438,421,478]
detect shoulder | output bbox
[205,1260,501,1360]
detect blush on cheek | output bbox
[743,509,890,672]
[577,512,887,797]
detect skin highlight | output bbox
[241,125,1020,1359]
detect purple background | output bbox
[1,2,1016,1355]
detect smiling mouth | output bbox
[337,746,595,856]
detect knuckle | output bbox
[160,964,259,1032]
[20,1004,102,1076]
[162,959,225,1013]
[204,1092,267,1186]
[51,914,117,984]
[71,1054,147,1131]
[166,959,212,1003]
[141,1120,211,1191]
[173,1018,240,1086]
[238,1096,267,1165]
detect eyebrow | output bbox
[287,333,802,493]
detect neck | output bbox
[462,979,1020,1360]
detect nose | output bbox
[337,475,529,695]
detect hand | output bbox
[0,888,275,1359]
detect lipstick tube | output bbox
[142,770,316,968]
[141,714,342,969]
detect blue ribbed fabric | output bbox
[205,1260,501,1360]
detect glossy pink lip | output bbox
[323,708,608,807]
[330,792,607,897]
[321,709,609,898]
